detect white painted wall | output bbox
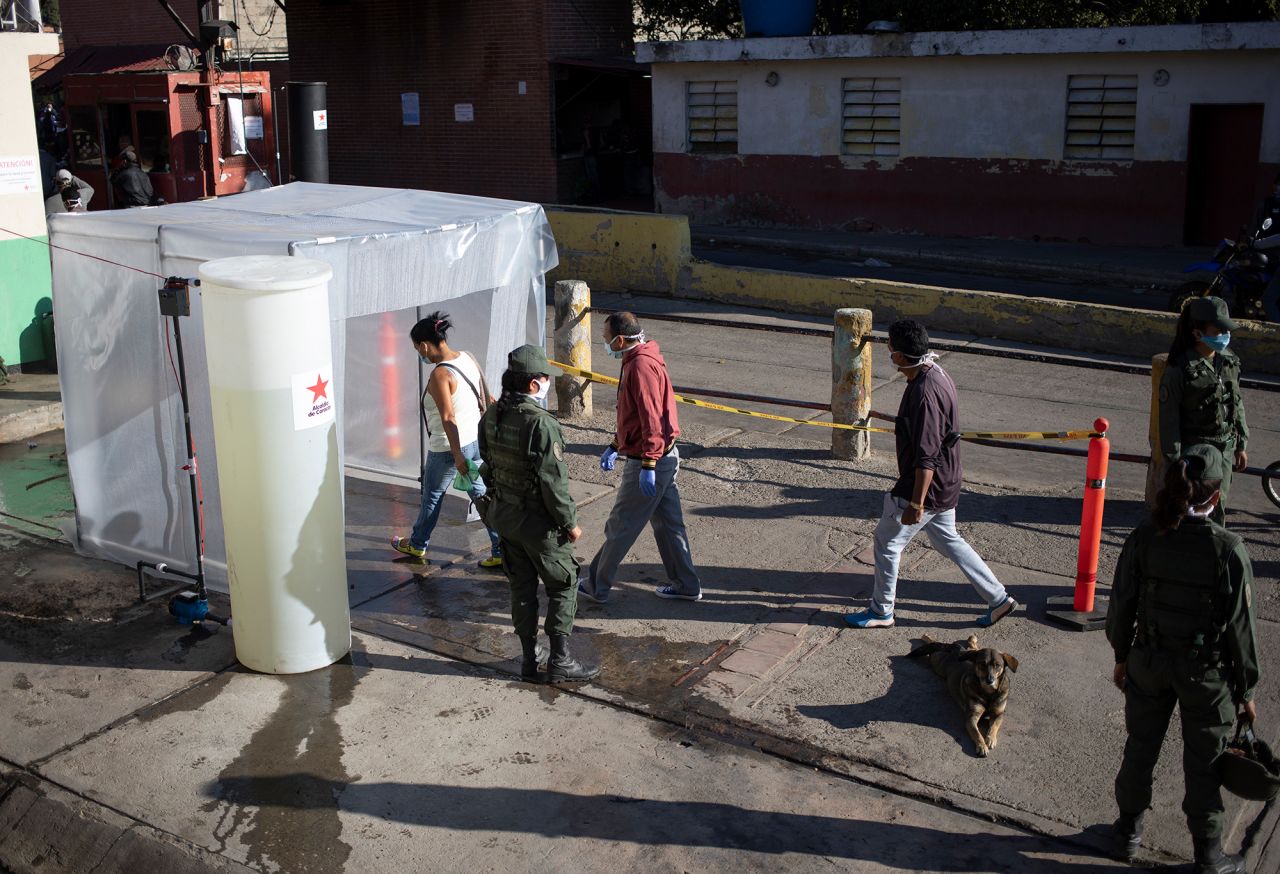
[0,32,59,237]
[649,49,1280,163]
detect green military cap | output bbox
[507,344,562,377]
[1182,443,1230,481]
[1186,296,1238,331]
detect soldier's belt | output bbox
[550,360,1103,442]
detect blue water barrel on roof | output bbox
[740,0,818,38]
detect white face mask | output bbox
[1186,491,1221,518]
[531,377,551,402]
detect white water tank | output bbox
[198,255,351,674]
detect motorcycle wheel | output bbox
[1170,280,1210,313]
[1264,461,1280,511]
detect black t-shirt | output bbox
[891,364,963,512]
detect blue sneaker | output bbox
[845,608,894,628]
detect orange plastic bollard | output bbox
[381,312,402,460]
[1073,417,1110,613]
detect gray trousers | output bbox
[872,492,1006,615]
[587,447,701,598]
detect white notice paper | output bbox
[292,367,335,431]
[244,115,264,139]
[0,154,40,195]
[401,92,420,126]
[454,103,474,123]
[313,109,328,130]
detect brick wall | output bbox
[59,1,286,57]
[545,0,634,59]
[59,0,199,51]
[288,0,633,203]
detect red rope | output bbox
[0,226,167,280]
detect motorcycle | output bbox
[1171,217,1279,321]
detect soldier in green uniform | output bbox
[1159,297,1249,525]
[1107,444,1260,873]
[477,345,599,684]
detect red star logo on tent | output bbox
[306,374,328,403]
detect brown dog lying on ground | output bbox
[907,634,1019,757]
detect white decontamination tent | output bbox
[47,182,558,587]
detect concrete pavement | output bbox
[1,290,1277,873]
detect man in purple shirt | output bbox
[846,319,1017,629]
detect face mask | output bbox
[1186,491,1220,518]
[1200,332,1230,353]
[531,378,551,402]
[419,354,432,365]
[603,338,624,360]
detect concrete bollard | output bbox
[554,280,592,418]
[1145,353,1168,509]
[831,308,872,460]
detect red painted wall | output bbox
[655,153,1280,247]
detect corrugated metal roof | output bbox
[33,44,190,90]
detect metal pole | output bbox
[170,314,207,600]
[554,280,592,418]
[1145,353,1168,510]
[272,86,284,184]
[831,308,872,460]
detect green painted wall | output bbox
[0,234,53,366]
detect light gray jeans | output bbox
[871,492,1006,616]
[586,447,701,599]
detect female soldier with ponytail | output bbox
[477,345,599,684]
[1160,297,1249,525]
[1106,444,1259,873]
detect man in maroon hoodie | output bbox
[578,313,702,603]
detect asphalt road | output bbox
[694,242,1179,311]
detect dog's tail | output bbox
[907,636,946,659]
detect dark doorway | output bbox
[1184,104,1264,245]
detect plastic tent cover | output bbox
[47,182,558,588]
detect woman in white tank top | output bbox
[391,311,502,566]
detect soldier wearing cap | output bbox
[477,345,599,683]
[1160,296,1249,525]
[1107,443,1259,873]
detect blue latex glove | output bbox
[639,467,657,497]
[599,446,618,472]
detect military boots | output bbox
[518,636,548,681]
[1193,837,1246,874]
[1112,813,1144,862]
[548,634,600,683]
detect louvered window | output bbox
[687,81,737,154]
[842,77,900,157]
[1065,74,1136,160]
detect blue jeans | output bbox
[410,441,500,556]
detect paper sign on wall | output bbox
[454,103,474,123]
[0,155,40,196]
[401,92,420,126]
[293,367,335,431]
[313,109,328,130]
[244,116,264,139]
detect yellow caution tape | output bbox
[549,360,1099,442]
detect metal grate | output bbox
[1064,74,1137,160]
[687,81,737,154]
[842,77,900,157]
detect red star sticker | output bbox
[306,374,328,403]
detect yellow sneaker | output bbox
[478,555,504,570]
[391,536,425,559]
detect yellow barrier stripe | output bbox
[549,359,891,433]
[549,360,1098,442]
